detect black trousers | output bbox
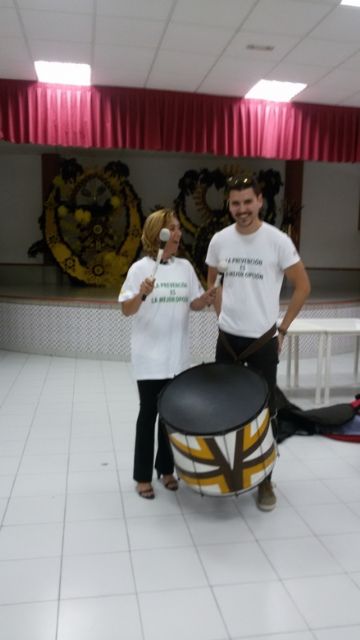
[215,332,279,417]
[216,332,279,479]
[133,379,174,483]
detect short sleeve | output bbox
[118,263,142,302]
[205,234,219,267]
[186,261,204,302]
[278,233,300,271]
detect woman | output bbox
[119,208,216,499]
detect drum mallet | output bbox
[214,260,228,287]
[141,227,171,300]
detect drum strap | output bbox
[219,323,277,362]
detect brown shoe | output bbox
[257,477,276,511]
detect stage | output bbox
[0,279,359,363]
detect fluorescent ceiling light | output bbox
[340,1,360,7]
[245,79,307,102]
[34,61,91,86]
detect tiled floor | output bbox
[0,349,359,640]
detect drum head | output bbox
[158,362,268,436]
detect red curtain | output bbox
[1,78,360,162]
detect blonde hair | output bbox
[142,208,175,258]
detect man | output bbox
[206,176,311,511]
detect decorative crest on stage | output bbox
[174,166,283,286]
[30,159,144,287]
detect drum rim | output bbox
[158,361,270,437]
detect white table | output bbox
[286,319,326,404]
[285,317,360,404]
[314,318,360,403]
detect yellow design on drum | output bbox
[168,407,276,496]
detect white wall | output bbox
[0,143,359,269]
[0,152,42,263]
[301,161,360,267]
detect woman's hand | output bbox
[121,277,156,316]
[190,286,217,311]
[203,286,217,306]
[139,277,155,298]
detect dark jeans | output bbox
[133,379,174,483]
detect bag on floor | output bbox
[276,388,360,443]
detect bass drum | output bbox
[158,363,276,496]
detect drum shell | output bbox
[158,363,276,496]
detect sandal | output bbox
[136,483,155,500]
[161,475,179,491]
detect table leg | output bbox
[294,335,299,387]
[315,332,325,405]
[354,335,359,381]
[324,333,332,405]
[286,335,292,387]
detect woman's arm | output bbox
[121,277,155,316]
[190,286,217,311]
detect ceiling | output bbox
[2,0,360,107]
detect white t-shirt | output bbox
[206,222,300,338]
[118,256,203,380]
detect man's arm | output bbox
[207,266,222,316]
[278,260,311,347]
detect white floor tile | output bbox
[239,634,315,640]
[320,532,360,572]
[12,473,67,497]
[283,435,337,459]
[18,454,68,475]
[132,546,208,592]
[0,601,58,640]
[0,428,29,442]
[65,492,123,521]
[0,440,25,455]
[0,557,61,604]
[278,479,340,507]
[304,457,360,480]
[24,438,69,455]
[243,507,313,540]
[285,574,360,628]
[57,595,142,640]
[297,503,360,535]
[0,456,21,475]
[260,536,343,578]
[70,437,113,453]
[322,477,360,503]
[184,507,254,545]
[198,540,277,585]
[63,519,128,555]
[0,476,16,498]
[177,487,242,514]
[139,587,228,640]
[214,582,307,637]
[127,515,193,549]
[0,349,358,639]
[0,498,7,520]
[69,451,116,472]
[66,470,119,494]
[122,486,182,517]
[0,522,63,560]
[61,552,135,599]
[4,494,65,525]
[314,628,360,640]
